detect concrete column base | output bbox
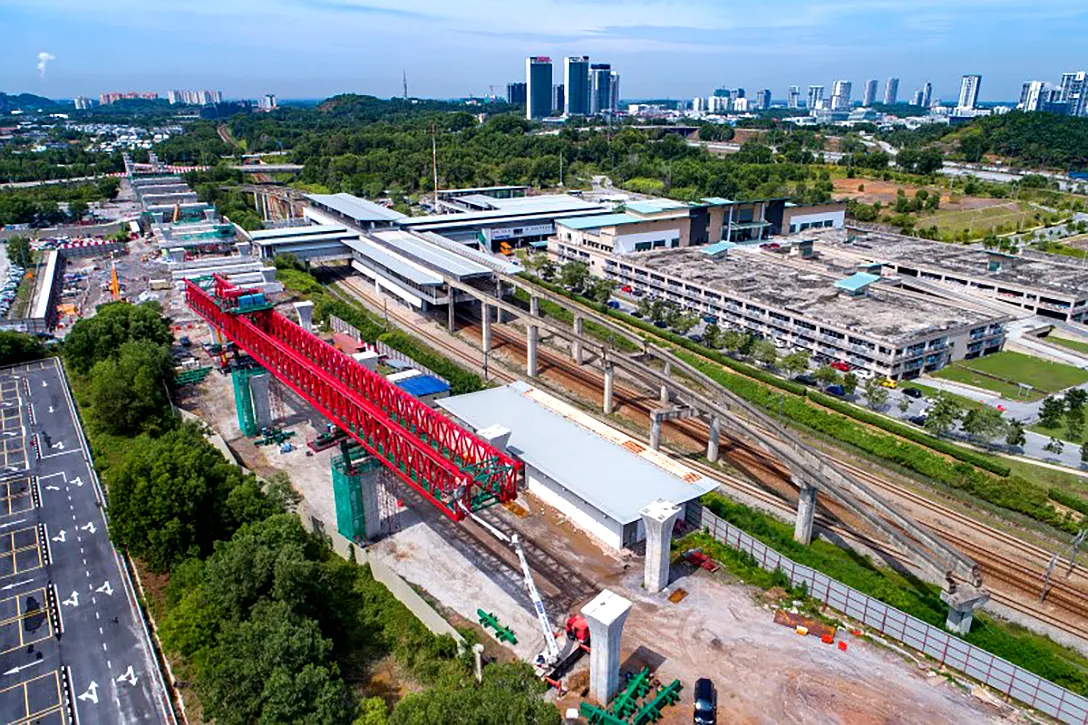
[641,499,682,593]
[707,416,721,463]
[582,590,633,706]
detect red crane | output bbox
[185,275,520,521]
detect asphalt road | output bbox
[0,358,171,725]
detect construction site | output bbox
[65,171,1088,723]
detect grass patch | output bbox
[1028,420,1084,445]
[1044,335,1088,356]
[925,201,1037,235]
[694,492,1088,696]
[909,383,990,412]
[933,365,1045,401]
[958,351,1088,393]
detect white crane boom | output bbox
[459,504,562,664]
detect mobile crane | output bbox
[459,503,589,679]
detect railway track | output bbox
[332,279,1088,638]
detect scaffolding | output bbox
[332,442,382,543]
[231,366,260,437]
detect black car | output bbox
[908,415,927,426]
[794,374,817,386]
[693,678,716,724]
[902,387,924,399]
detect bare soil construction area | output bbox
[832,177,997,210]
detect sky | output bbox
[3,0,1088,103]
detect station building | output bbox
[551,197,845,274]
[438,381,716,551]
[604,244,1007,379]
[816,233,1088,323]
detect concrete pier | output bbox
[603,365,615,415]
[527,295,539,377]
[481,305,492,357]
[582,590,633,705]
[248,373,273,430]
[649,411,663,451]
[794,482,817,545]
[941,585,989,635]
[641,500,683,593]
[707,416,720,463]
[361,466,382,541]
[573,315,584,365]
[294,300,314,332]
[659,384,669,405]
[447,297,456,332]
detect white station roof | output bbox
[438,381,716,525]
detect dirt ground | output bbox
[832,177,998,211]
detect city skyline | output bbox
[2,0,1088,101]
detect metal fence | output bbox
[688,505,1088,725]
[329,314,449,385]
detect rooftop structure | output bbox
[819,233,1088,322]
[604,246,1006,378]
[305,193,407,228]
[247,224,361,262]
[438,381,715,550]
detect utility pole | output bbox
[431,124,439,209]
[402,70,408,100]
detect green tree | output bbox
[863,377,889,409]
[198,600,353,725]
[814,365,841,389]
[355,698,389,725]
[780,350,811,378]
[1081,442,1088,468]
[1068,406,1085,442]
[68,199,89,221]
[1044,437,1065,456]
[587,277,616,306]
[1005,419,1026,448]
[0,331,44,366]
[702,323,721,350]
[87,340,175,436]
[672,312,699,336]
[5,236,33,268]
[559,262,590,294]
[924,392,963,437]
[961,407,1007,443]
[897,396,911,414]
[63,301,173,375]
[1064,388,1088,413]
[389,662,560,725]
[752,339,778,368]
[721,329,745,354]
[107,423,272,572]
[841,371,859,395]
[1039,396,1066,429]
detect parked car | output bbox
[606,300,621,309]
[702,314,718,325]
[654,320,668,328]
[853,368,873,380]
[830,361,850,372]
[879,378,898,389]
[902,387,923,399]
[621,285,633,293]
[693,678,717,725]
[688,334,703,344]
[826,384,846,396]
[908,415,928,426]
[794,374,817,386]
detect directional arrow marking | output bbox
[116,666,138,686]
[51,442,64,450]
[0,580,33,592]
[45,485,60,491]
[52,530,66,543]
[47,406,54,413]
[3,660,42,676]
[95,581,113,596]
[79,522,96,534]
[63,591,79,608]
[77,682,98,704]
[71,477,83,487]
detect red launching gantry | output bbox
[185,274,520,521]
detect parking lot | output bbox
[0,358,172,725]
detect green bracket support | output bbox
[632,679,683,725]
[476,609,517,644]
[579,703,629,725]
[611,667,651,718]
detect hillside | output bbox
[0,92,59,113]
[952,111,1088,171]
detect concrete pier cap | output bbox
[940,584,989,636]
[293,300,315,332]
[640,499,682,594]
[581,590,633,705]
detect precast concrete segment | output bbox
[641,499,682,593]
[581,590,633,705]
[794,482,817,545]
[707,415,720,463]
[248,372,273,430]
